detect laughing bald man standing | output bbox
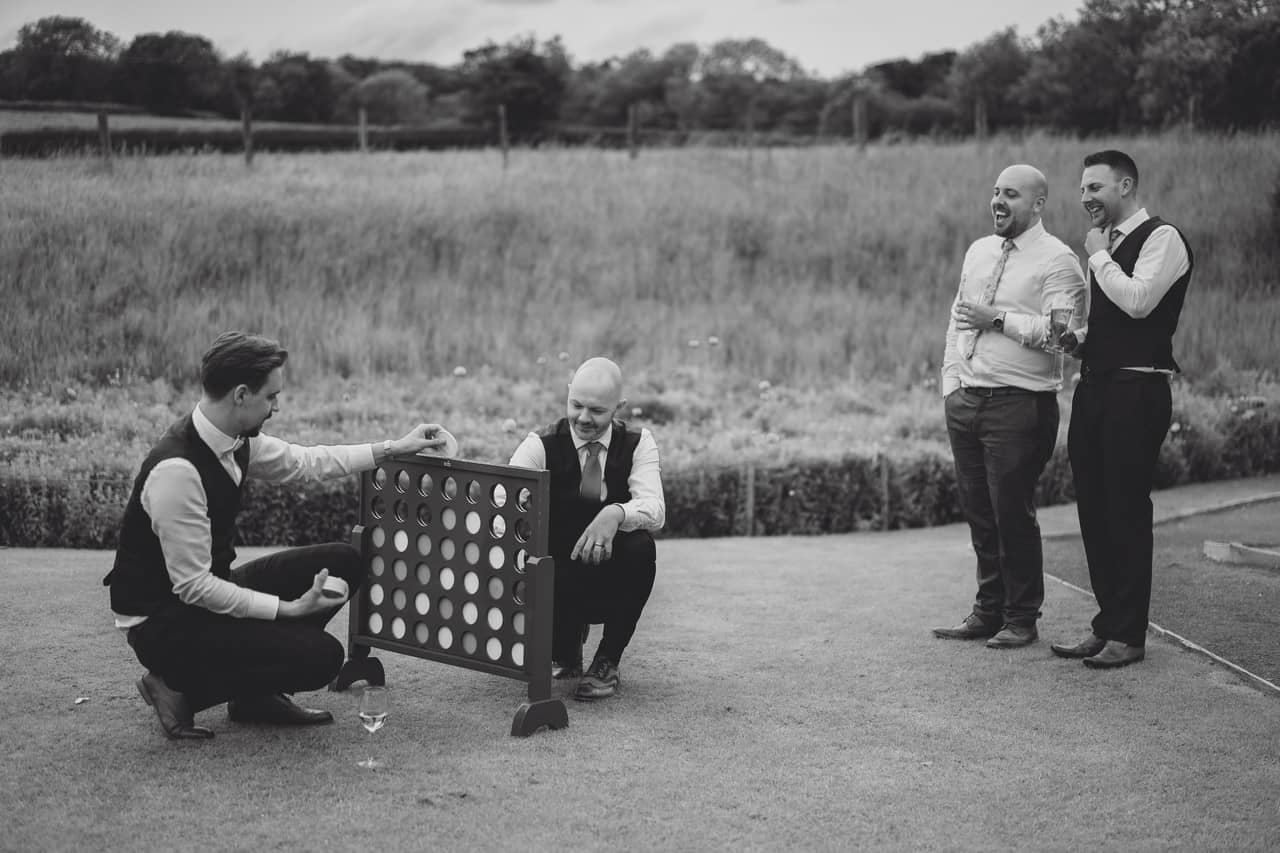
[509,357,665,701]
[933,165,1087,650]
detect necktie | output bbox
[963,238,1015,359]
[1109,228,1123,248]
[222,449,242,486]
[579,441,603,501]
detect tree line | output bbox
[1,0,1277,141]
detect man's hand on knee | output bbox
[571,504,625,566]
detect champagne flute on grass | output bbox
[357,685,388,769]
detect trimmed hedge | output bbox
[3,401,1276,550]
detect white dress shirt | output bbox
[114,405,377,628]
[1078,208,1192,373]
[508,426,665,532]
[942,220,1087,396]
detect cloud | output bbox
[580,9,705,59]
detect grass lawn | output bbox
[3,507,1278,851]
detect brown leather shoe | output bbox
[137,673,214,740]
[573,656,620,701]
[1051,632,1106,659]
[986,624,1038,648]
[228,693,334,725]
[932,613,1000,640]
[1083,641,1145,669]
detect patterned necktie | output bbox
[963,238,1016,359]
[579,441,603,501]
[1109,228,1123,248]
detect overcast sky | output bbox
[1,0,1085,77]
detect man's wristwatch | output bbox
[992,312,1006,332]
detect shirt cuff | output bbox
[1088,250,1111,272]
[252,592,281,621]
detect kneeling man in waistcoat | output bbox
[105,331,451,739]
[509,357,665,701]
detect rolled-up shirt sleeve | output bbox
[1088,225,1190,319]
[508,433,546,471]
[1002,250,1087,347]
[246,434,376,484]
[142,459,279,619]
[616,429,665,532]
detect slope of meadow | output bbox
[2,135,1278,509]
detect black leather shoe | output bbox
[551,660,583,680]
[986,624,1038,648]
[228,693,334,725]
[1083,641,1145,669]
[574,656,620,701]
[137,673,214,740]
[1051,632,1106,659]
[932,614,1000,640]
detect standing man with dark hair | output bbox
[106,330,451,739]
[1051,150,1193,669]
[509,357,665,701]
[933,164,1086,650]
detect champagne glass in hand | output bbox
[1045,306,1073,354]
[357,685,388,769]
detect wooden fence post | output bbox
[743,462,756,536]
[240,105,254,166]
[974,96,989,144]
[627,103,638,160]
[96,112,111,162]
[851,94,868,149]
[879,453,891,531]
[358,106,368,153]
[498,103,509,170]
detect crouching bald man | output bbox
[105,331,450,739]
[509,357,665,701]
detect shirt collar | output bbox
[1112,208,1149,238]
[572,426,613,452]
[193,404,244,455]
[1006,219,1045,251]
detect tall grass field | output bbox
[2,133,1279,541]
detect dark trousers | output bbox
[1068,371,1172,647]
[945,388,1059,627]
[127,543,363,712]
[551,530,656,665]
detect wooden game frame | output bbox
[331,454,568,737]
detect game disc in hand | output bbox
[421,428,459,459]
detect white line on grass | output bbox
[1045,571,1280,699]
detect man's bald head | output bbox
[998,164,1048,200]
[570,357,623,399]
[566,357,626,442]
[991,163,1048,239]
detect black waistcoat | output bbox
[103,414,250,615]
[538,418,640,560]
[1083,216,1194,373]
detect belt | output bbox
[1080,364,1171,383]
[961,385,1048,398]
